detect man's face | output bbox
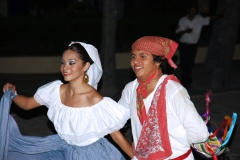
[188,7,196,17]
[130,50,160,82]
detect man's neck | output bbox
[188,14,195,21]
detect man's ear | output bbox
[155,61,161,68]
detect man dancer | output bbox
[119,36,208,160]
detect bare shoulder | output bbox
[87,89,103,105]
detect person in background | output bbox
[1,42,133,160]
[176,3,223,88]
[118,36,208,160]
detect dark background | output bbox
[2,0,238,57]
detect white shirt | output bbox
[118,75,209,160]
[34,80,130,146]
[176,14,210,44]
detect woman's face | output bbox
[60,50,89,82]
[130,50,160,82]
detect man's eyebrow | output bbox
[139,52,147,55]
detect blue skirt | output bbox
[0,91,126,160]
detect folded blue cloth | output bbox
[0,90,125,160]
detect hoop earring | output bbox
[83,73,89,83]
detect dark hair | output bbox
[68,43,94,65]
[188,3,198,13]
[153,55,174,74]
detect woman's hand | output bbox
[3,83,16,93]
[3,83,40,110]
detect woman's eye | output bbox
[61,60,65,64]
[69,60,76,65]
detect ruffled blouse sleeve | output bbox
[34,80,62,108]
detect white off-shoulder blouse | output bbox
[34,80,130,146]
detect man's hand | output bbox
[176,28,192,37]
[185,28,193,33]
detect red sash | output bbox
[134,75,180,160]
[170,148,192,160]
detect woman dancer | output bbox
[1,42,133,160]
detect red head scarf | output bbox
[132,36,178,68]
